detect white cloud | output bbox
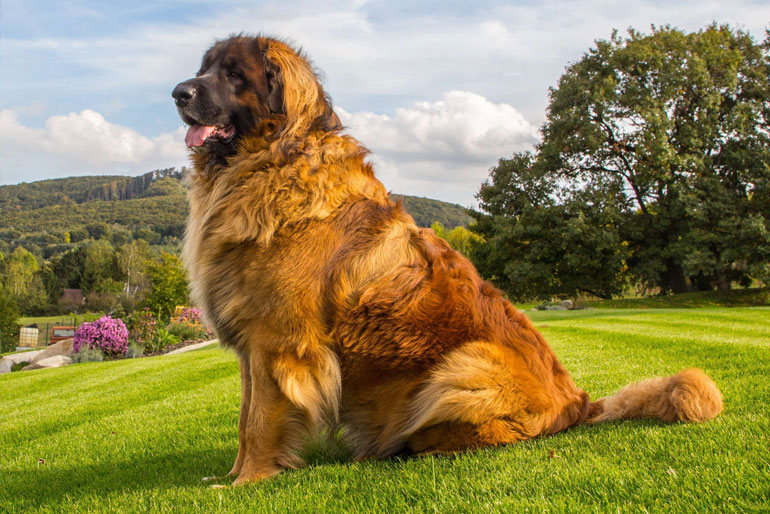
[0,91,535,205]
[2,0,768,201]
[0,109,188,183]
[339,91,539,204]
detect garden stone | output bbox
[0,359,11,374]
[3,350,43,365]
[23,355,73,371]
[559,300,574,310]
[31,339,74,363]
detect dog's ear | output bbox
[263,39,341,136]
[264,58,285,115]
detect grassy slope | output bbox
[1,308,768,513]
[584,288,770,309]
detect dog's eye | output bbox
[227,71,242,80]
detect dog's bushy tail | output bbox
[586,368,723,424]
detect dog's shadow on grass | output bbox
[6,437,358,510]
[4,447,240,510]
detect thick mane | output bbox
[186,37,389,250]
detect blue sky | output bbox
[1,0,768,205]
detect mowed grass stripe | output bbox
[1,308,768,512]
[0,350,239,445]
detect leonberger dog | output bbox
[173,35,723,485]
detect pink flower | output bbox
[73,316,129,357]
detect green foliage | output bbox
[143,328,180,354]
[125,343,144,359]
[584,287,770,309]
[81,239,123,294]
[1,194,188,243]
[4,247,38,297]
[166,321,208,341]
[473,25,770,300]
[392,194,473,229]
[537,24,770,294]
[430,222,484,258]
[10,361,31,372]
[471,153,629,300]
[0,293,20,353]
[0,169,184,214]
[71,347,105,364]
[128,308,158,348]
[143,253,189,321]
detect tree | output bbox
[85,222,112,241]
[470,153,629,300]
[81,239,123,294]
[431,222,484,258]
[143,252,189,320]
[0,292,19,353]
[538,24,770,293]
[118,239,151,296]
[4,246,39,297]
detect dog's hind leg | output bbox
[407,420,524,454]
[391,341,589,455]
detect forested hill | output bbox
[0,169,471,257]
[0,169,185,213]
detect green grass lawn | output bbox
[19,313,102,327]
[583,287,770,309]
[1,308,768,513]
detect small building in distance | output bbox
[60,289,85,312]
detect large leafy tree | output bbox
[536,24,770,293]
[471,153,629,300]
[472,25,769,299]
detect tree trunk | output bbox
[664,260,689,294]
[714,272,731,291]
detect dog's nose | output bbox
[172,82,197,107]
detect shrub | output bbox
[126,343,144,359]
[144,328,180,354]
[129,308,158,348]
[0,293,20,354]
[72,348,105,363]
[143,253,189,320]
[73,316,129,357]
[11,361,31,372]
[167,307,212,341]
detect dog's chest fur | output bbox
[181,133,401,353]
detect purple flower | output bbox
[73,316,130,357]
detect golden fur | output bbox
[178,36,723,485]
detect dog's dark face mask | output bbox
[172,36,284,163]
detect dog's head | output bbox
[173,35,341,166]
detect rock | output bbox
[31,339,74,363]
[544,305,568,311]
[0,359,12,374]
[23,355,73,371]
[558,299,574,310]
[3,350,43,365]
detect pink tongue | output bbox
[185,125,217,147]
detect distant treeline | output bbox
[0,168,184,213]
[0,169,471,260]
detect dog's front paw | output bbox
[232,467,281,486]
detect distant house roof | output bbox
[61,289,85,304]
